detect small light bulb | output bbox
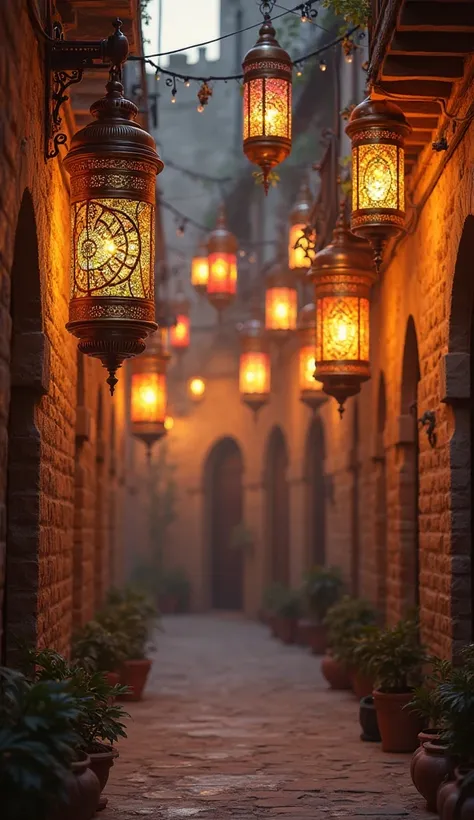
[197,104,204,113]
[171,96,176,104]
[296,66,303,77]
[185,79,190,88]
[155,72,161,82]
[345,53,353,64]
[319,59,327,72]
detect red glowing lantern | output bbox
[207,205,238,311]
[169,284,190,352]
[191,240,209,295]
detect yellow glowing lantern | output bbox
[188,377,206,402]
[289,180,315,274]
[242,15,292,195]
[309,207,375,416]
[207,205,238,311]
[264,261,297,342]
[64,54,163,395]
[238,317,270,415]
[130,329,170,460]
[164,415,174,431]
[346,96,411,271]
[191,241,209,295]
[297,303,326,411]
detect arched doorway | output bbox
[3,190,45,661]
[374,373,388,618]
[206,437,244,610]
[265,427,290,585]
[305,416,326,567]
[349,401,360,595]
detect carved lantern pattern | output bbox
[346,97,411,270]
[130,329,170,460]
[297,303,326,411]
[289,180,315,274]
[206,205,238,311]
[238,317,270,415]
[242,17,292,194]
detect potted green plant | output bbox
[158,568,191,614]
[273,586,302,645]
[0,666,100,820]
[72,620,128,687]
[352,618,425,753]
[321,596,376,691]
[300,566,343,654]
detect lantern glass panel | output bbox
[191,255,209,288]
[239,351,270,395]
[131,372,166,424]
[352,143,404,213]
[244,77,291,140]
[289,223,315,270]
[72,198,154,299]
[170,314,190,349]
[208,252,237,295]
[316,296,369,362]
[265,286,297,331]
[299,346,323,392]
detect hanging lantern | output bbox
[242,14,292,194]
[346,96,411,271]
[238,316,270,415]
[207,205,238,312]
[289,180,315,274]
[191,240,209,295]
[130,329,170,461]
[264,260,297,343]
[309,207,375,417]
[64,68,163,395]
[188,377,206,402]
[297,303,326,412]
[169,284,190,352]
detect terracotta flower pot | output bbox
[50,754,101,820]
[410,741,451,812]
[351,669,375,700]
[104,671,120,688]
[88,745,119,812]
[410,729,442,781]
[295,619,312,646]
[321,655,352,690]
[359,695,381,742]
[306,623,327,655]
[275,616,298,645]
[373,689,422,753]
[120,658,152,701]
[437,768,474,820]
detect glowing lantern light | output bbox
[169,284,190,352]
[289,180,315,274]
[238,316,270,415]
[309,206,375,417]
[207,205,238,312]
[164,415,174,432]
[242,12,292,195]
[264,261,297,342]
[346,96,411,271]
[64,31,163,395]
[188,377,206,402]
[191,241,209,295]
[130,329,170,461]
[297,303,326,412]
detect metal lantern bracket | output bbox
[45,18,129,160]
[418,410,437,448]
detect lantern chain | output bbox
[258,0,276,17]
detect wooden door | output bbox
[210,440,243,609]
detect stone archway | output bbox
[265,427,290,586]
[205,437,244,610]
[2,190,49,661]
[304,416,326,568]
[374,373,388,619]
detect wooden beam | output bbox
[396,100,443,116]
[382,55,465,79]
[406,130,435,143]
[376,79,453,97]
[390,31,474,55]
[407,116,440,129]
[400,2,474,32]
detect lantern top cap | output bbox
[345,95,411,138]
[290,178,313,223]
[243,18,292,70]
[208,204,238,254]
[195,238,209,256]
[297,302,315,330]
[309,205,375,281]
[266,257,294,289]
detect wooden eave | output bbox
[368,0,474,175]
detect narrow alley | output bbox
[106,616,425,820]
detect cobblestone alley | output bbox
[105,615,425,820]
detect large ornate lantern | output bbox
[130,329,170,461]
[191,240,209,295]
[207,205,238,312]
[64,64,163,395]
[289,180,315,274]
[264,260,297,342]
[346,96,411,271]
[242,12,292,195]
[297,303,326,412]
[169,284,190,352]
[309,208,375,416]
[238,316,270,415]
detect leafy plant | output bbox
[0,667,80,820]
[72,620,128,673]
[437,645,474,762]
[407,657,453,729]
[97,586,158,660]
[321,0,371,27]
[274,587,302,620]
[303,566,343,623]
[352,618,426,692]
[262,582,288,614]
[159,567,191,610]
[324,596,377,663]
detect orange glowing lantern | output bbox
[169,284,190,352]
[130,329,170,460]
[242,15,292,194]
[346,96,411,271]
[297,303,326,411]
[309,206,375,417]
[238,316,270,415]
[264,261,297,342]
[207,205,238,311]
[188,377,206,402]
[191,240,209,295]
[289,180,315,274]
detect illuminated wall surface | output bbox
[207,252,237,294]
[289,223,315,270]
[131,372,166,424]
[243,76,292,139]
[239,352,271,395]
[316,296,369,361]
[71,198,154,298]
[352,142,404,213]
[191,256,209,288]
[299,346,323,391]
[265,287,297,331]
[170,315,190,348]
